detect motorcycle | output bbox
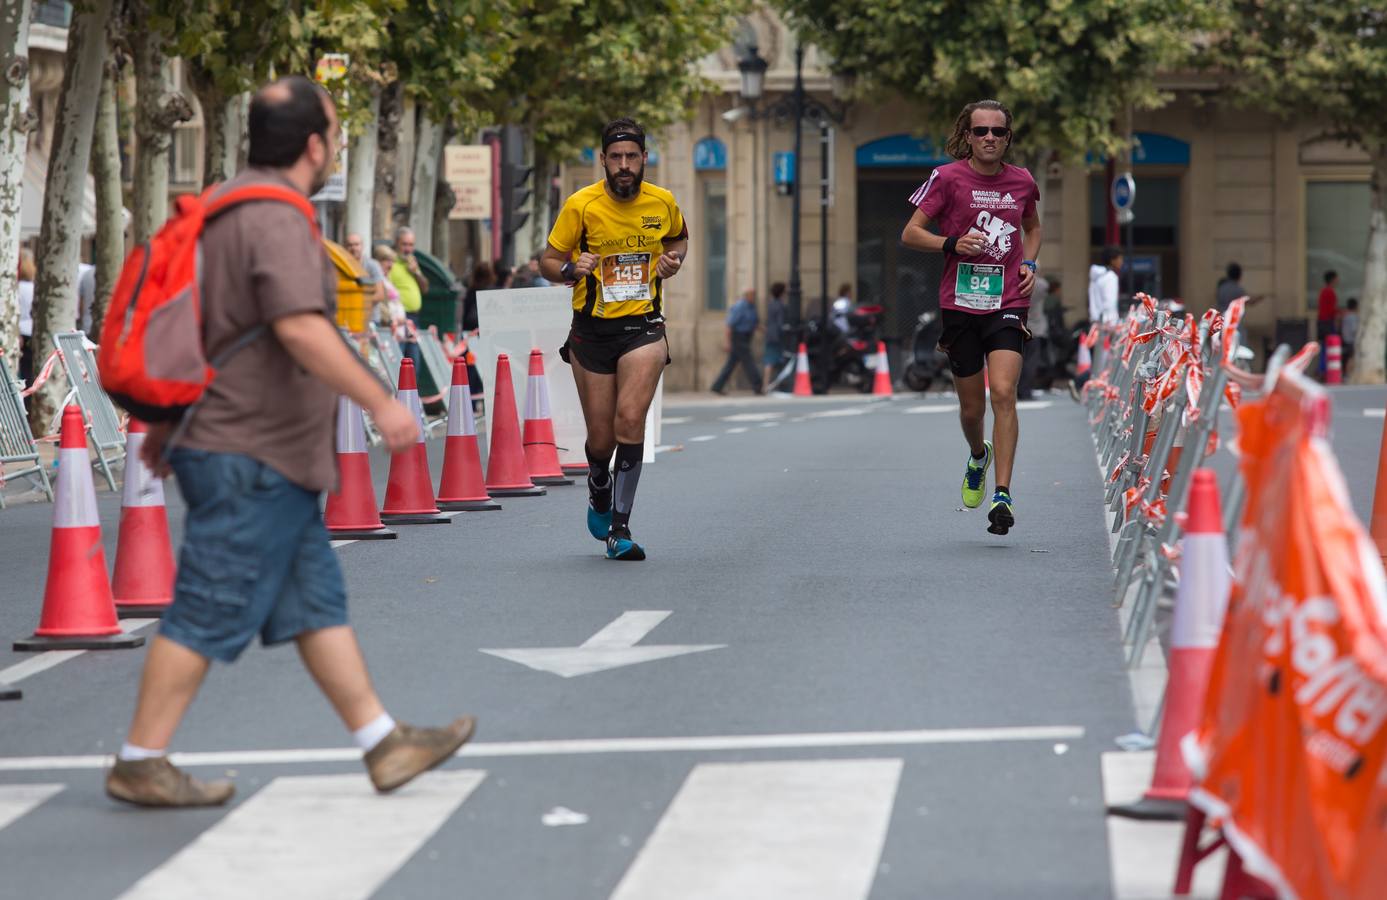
[902,309,952,393]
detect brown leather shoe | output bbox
[105,757,235,808]
[364,716,476,793]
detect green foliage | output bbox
[1209,2,1387,150]
[776,0,1215,163]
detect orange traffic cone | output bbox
[871,341,893,396]
[13,406,144,651]
[112,419,176,617]
[523,349,574,486]
[792,342,812,396]
[1109,469,1229,820]
[325,396,398,539]
[486,354,546,497]
[438,358,501,511]
[380,359,452,525]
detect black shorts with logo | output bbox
[560,312,671,375]
[937,308,1029,378]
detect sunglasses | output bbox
[970,126,1011,138]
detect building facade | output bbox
[557,10,1374,390]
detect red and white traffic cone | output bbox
[437,357,501,511]
[1108,469,1230,820]
[1325,333,1343,385]
[872,340,893,396]
[792,342,812,397]
[486,354,547,497]
[1075,339,1092,378]
[380,358,451,525]
[325,396,398,539]
[111,419,176,617]
[523,349,574,486]
[13,406,144,651]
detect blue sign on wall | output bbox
[1132,132,1190,167]
[694,137,727,171]
[855,134,951,168]
[774,152,796,185]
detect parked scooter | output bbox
[902,309,952,392]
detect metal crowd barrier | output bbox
[53,332,125,492]
[0,356,54,507]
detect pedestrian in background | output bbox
[763,281,787,388]
[1088,246,1121,327]
[711,287,763,395]
[16,247,35,383]
[389,227,426,373]
[373,244,407,330]
[107,76,474,809]
[493,259,513,289]
[345,232,386,314]
[1317,269,1339,377]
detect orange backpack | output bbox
[98,183,320,422]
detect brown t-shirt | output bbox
[181,168,338,491]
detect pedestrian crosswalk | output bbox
[0,759,904,900]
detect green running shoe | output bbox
[987,489,1015,535]
[961,440,993,509]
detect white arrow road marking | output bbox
[610,759,902,900]
[0,784,64,833]
[118,771,485,900]
[480,611,724,678]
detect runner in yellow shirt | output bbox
[541,118,688,561]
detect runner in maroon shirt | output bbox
[901,99,1043,535]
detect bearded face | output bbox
[603,142,645,199]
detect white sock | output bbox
[119,742,166,761]
[352,712,397,751]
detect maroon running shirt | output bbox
[909,160,1040,314]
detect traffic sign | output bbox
[1111,172,1136,212]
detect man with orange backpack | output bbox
[103,76,476,808]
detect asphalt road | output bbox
[0,384,1376,899]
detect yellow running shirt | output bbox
[547,180,688,319]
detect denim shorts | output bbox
[159,449,348,663]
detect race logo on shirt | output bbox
[970,210,1016,259]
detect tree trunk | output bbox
[30,0,113,431]
[233,91,249,171]
[1351,146,1387,384]
[533,145,553,244]
[345,84,380,242]
[0,0,33,375]
[130,12,192,243]
[409,111,444,254]
[373,80,402,241]
[433,178,454,266]
[90,53,124,342]
[186,61,229,188]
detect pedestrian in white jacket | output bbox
[1088,246,1123,325]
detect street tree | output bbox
[0,0,34,374]
[90,22,126,340]
[30,0,113,431]
[127,0,193,243]
[775,0,1210,178]
[1208,3,1387,383]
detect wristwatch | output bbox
[1021,259,1038,272]
[560,261,576,281]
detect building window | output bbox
[1305,181,1370,312]
[702,178,728,311]
[168,126,199,186]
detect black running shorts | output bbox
[560,313,671,375]
[937,308,1030,378]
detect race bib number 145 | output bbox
[601,252,652,304]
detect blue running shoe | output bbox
[961,440,993,508]
[605,526,646,561]
[587,476,613,540]
[987,489,1015,535]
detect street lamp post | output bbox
[729,42,850,385]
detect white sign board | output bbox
[445,144,493,220]
[473,287,660,466]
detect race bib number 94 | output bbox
[601,252,652,304]
[955,262,1004,311]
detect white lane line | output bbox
[610,759,901,900]
[688,435,718,443]
[118,771,485,900]
[1018,400,1054,410]
[1103,752,1220,899]
[1365,408,1384,418]
[805,407,869,419]
[0,725,1085,771]
[0,784,64,832]
[720,412,785,422]
[0,618,157,686]
[725,427,750,434]
[662,416,693,425]
[759,421,780,428]
[654,445,678,455]
[329,539,359,549]
[903,404,960,414]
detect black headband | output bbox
[603,131,645,151]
